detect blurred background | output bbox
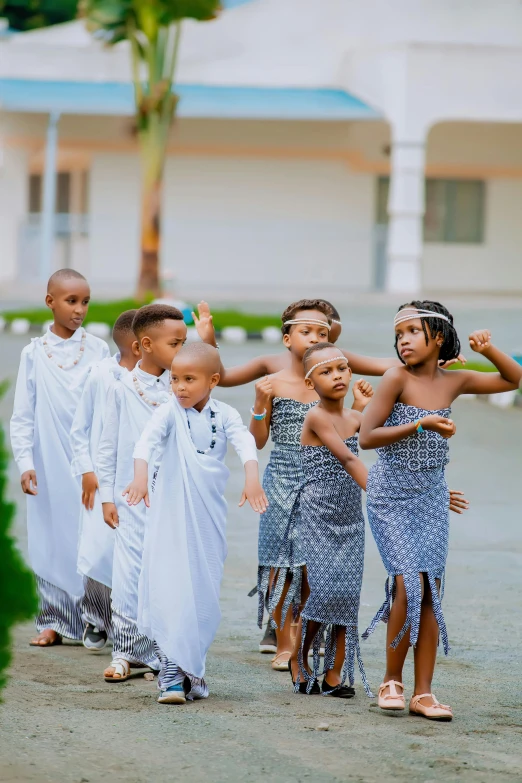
[1,0,522,306]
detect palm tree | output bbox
[81,0,222,297]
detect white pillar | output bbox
[0,145,29,287]
[385,139,426,294]
[40,112,60,281]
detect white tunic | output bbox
[134,396,257,679]
[10,327,110,597]
[70,353,122,588]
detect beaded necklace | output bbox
[42,328,86,370]
[186,408,217,454]
[132,371,170,407]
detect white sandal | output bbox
[104,658,131,683]
[377,680,405,711]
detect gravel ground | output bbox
[1,304,521,783]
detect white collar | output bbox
[134,361,169,388]
[45,325,84,345]
[188,396,218,415]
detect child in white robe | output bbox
[70,310,140,651]
[124,343,267,704]
[97,305,189,682]
[10,269,109,647]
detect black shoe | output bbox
[288,661,320,695]
[83,623,108,651]
[259,622,277,654]
[322,678,355,698]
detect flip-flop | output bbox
[29,631,63,647]
[271,651,292,671]
[104,658,131,683]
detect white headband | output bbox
[284,319,331,330]
[304,354,346,380]
[394,308,450,328]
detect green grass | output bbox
[1,301,281,333]
[446,360,497,372]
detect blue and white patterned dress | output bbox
[257,397,316,627]
[363,402,451,653]
[298,438,373,696]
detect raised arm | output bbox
[341,351,400,377]
[308,409,368,490]
[454,330,522,396]
[358,369,455,449]
[249,376,274,449]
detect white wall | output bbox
[422,179,522,293]
[88,153,140,294]
[0,147,28,286]
[161,156,375,300]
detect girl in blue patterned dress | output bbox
[288,344,373,698]
[360,300,522,721]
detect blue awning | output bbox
[0,78,381,120]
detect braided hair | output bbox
[395,300,461,364]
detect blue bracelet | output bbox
[250,407,267,421]
[415,419,424,434]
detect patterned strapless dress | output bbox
[363,402,451,654]
[298,438,373,696]
[257,397,317,627]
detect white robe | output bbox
[136,396,257,680]
[10,329,110,597]
[70,354,121,588]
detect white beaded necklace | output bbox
[42,328,87,370]
[132,371,170,407]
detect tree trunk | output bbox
[137,173,162,300]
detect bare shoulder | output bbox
[264,353,288,374]
[305,404,327,424]
[346,409,363,427]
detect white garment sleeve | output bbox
[133,401,174,464]
[70,366,98,477]
[10,345,37,475]
[97,383,121,504]
[221,405,258,465]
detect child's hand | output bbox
[192,301,217,347]
[469,330,492,354]
[102,502,119,529]
[421,415,456,439]
[122,480,149,508]
[21,470,37,495]
[352,378,373,411]
[449,490,469,514]
[239,481,269,514]
[254,376,273,411]
[82,471,98,511]
[440,352,467,368]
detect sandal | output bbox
[288,660,320,695]
[104,658,131,683]
[271,651,292,671]
[377,680,405,711]
[29,630,63,647]
[409,693,453,721]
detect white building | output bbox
[1,0,522,302]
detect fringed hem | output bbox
[362,572,449,655]
[256,564,303,629]
[297,618,374,697]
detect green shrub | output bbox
[446,361,497,372]
[0,382,38,698]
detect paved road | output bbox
[1,309,521,783]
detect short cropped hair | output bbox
[112,309,137,344]
[47,268,87,292]
[172,342,221,374]
[302,342,343,372]
[280,299,331,336]
[132,304,184,338]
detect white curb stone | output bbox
[489,390,518,408]
[185,327,201,343]
[85,322,111,339]
[262,327,281,344]
[11,318,30,335]
[222,326,247,344]
[0,316,6,332]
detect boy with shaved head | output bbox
[125,343,266,704]
[10,269,110,647]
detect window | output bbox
[27,171,88,214]
[376,177,485,243]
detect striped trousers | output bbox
[35,576,84,639]
[82,577,112,636]
[111,505,159,669]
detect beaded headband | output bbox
[283,318,331,330]
[304,354,347,380]
[394,308,450,328]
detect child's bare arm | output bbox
[351,379,373,412]
[238,460,268,513]
[342,351,400,377]
[308,408,368,490]
[455,330,522,395]
[449,490,469,514]
[249,376,274,449]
